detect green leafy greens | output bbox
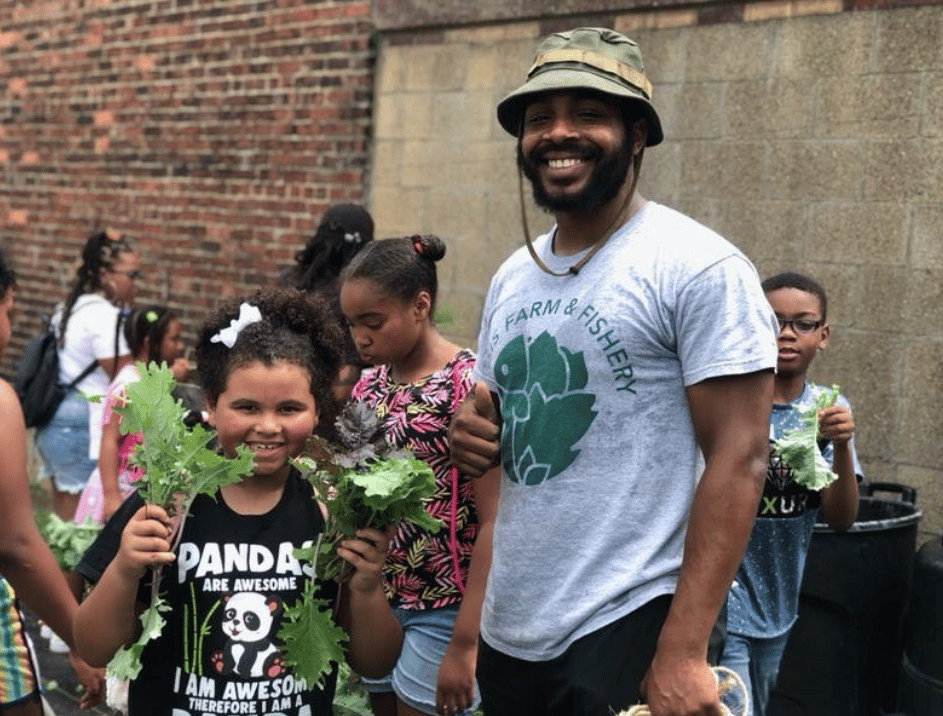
[774,384,840,492]
[107,362,253,680]
[40,515,101,571]
[280,400,440,687]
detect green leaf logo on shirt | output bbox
[495,332,597,485]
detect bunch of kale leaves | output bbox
[281,400,440,686]
[106,363,253,680]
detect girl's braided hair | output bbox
[195,288,343,423]
[58,231,136,349]
[341,234,447,316]
[124,306,178,367]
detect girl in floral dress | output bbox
[340,235,499,716]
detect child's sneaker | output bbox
[48,632,70,654]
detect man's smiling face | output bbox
[517,89,633,214]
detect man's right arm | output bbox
[449,381,501,477]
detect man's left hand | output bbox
[639,652,724,716]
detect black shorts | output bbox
[477,595,672,716]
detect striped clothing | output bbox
[0,577,40,706]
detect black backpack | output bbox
[13,325,98,429]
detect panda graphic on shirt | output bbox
[211,592,284,678]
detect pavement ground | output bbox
[23,608,119,716]
[25,467,118,716]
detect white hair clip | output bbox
[210,302,263,348]
[343,231,361,244]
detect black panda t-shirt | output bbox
[77,469,339,716]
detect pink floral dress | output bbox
[74,364,144,524]
[351,349,479,609]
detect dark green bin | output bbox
[769,483,922,716]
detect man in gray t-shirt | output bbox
[449,27,778,716]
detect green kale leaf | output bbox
[107,593,171,680]
[279,400,441,685]
[40,515,102,571]
[774,384,840,492]
[276,580,348,689]
[106,362,254,680]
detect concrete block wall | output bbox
[0,0,374,363]
[370,3,943,539]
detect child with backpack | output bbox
[33,231,139,521]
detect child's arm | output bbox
[334,527,403,679]
[0,381,80,646]
[64,571,107,709]
[98,404,125,521]
[435,466,499,715]
[818,404,860,531]
[73,504,176,668]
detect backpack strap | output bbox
[64,359,99,391]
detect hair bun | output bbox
[411,234,446,262]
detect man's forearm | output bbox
[659,455,764,656]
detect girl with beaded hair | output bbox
[35,230,141,520]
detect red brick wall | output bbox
[0,0,374,374]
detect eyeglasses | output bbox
[110,269,143,280]
[776,317,823,335]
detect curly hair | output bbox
[195,288,343,421]
[341,234,447,315]
[59,230,136,349]
[287,204,374,295]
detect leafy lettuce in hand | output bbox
[280,400,440,686]
[774,384,840,492]
[292,400,440,580]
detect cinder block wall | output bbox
[371,2,943,539]
[0,0,374,360]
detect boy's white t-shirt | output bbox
[52,293,130,457]
[473,202,779,661]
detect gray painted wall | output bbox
[369,5,943,539]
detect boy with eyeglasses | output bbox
[720,272,863,715]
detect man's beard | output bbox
[517,135,633,214]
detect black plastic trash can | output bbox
[769,483,922,716]
[900,534,943,716]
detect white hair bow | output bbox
[210,302,262,348]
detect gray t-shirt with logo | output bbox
[473,201,778,661]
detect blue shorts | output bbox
[361,605,480,716]
[34,392,96,494]
[0,577,41,707]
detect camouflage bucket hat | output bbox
[496,27,664,146]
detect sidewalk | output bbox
[23,609,119,716]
